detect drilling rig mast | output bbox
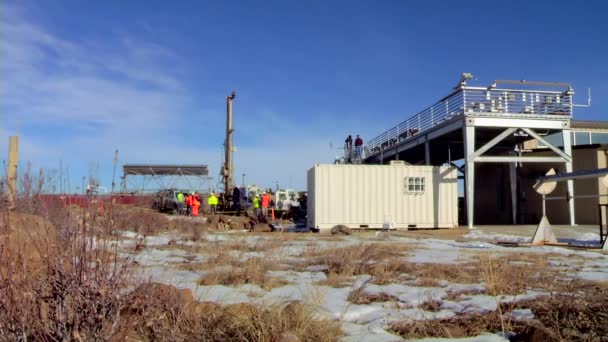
[222,91,236,197]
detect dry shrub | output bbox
[199,257,287,290]
[347,288,399,305]
[109,204,170,235]
[316,273,355,288]
[477,252,555,295]
[124,283,342,342]
[390,311,508,340]
[0,205,134,341]
[415,262,481,287]
[303,244,406,279]
[418,298,442,312]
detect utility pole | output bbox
[59,158,63,194]
[7,136,19,209]
[111,149,118,194]
[222,91,236,196]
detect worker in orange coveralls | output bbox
[191,195,200,216]
[185,193,193,215]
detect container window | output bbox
[405,177,425,194]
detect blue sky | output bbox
[2,0,607,192]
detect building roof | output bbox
[122,164,209,176]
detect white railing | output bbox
[365,87,572,158]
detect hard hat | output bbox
[263,191,266,194]
[210,192,214,195]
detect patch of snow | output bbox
[407,249,462,264]
[444,283,486,296]
[364,283,447,308]
[117,230,140,239]
[132,248,203,266]
[144,234,177,247]
[576,270,608,282]
[341,322,404,342]
[509,308,534,321]
[267,270,327,283]
[442,291,545,314]
[464,230,531,244]
[306,264,329,272]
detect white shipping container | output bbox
[307,164,458,231]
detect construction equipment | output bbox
[274,189,299,210]
[221,91,237,209]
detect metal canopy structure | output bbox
[364,75,579,228]
[120,164,211,193]
[122,164,209,176]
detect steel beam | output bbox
[464,125,475,229]
[474,156,566,163]
[427,119,463,140]
[521,128,572,162]
[538,168,608,183]
[470,128,516,160]
[563,129,575,225]
[467,117,570,130]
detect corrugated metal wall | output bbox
[307,164,458,230]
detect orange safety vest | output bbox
[186,195,193,206]
[262,194,270,208]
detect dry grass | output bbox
[124,283,342,341]
[347,287,399,305]
[418,298,442,312]
[390,280,608,341]
[300,243,408,285]
[316,273,355,287]
[199,257,289,290]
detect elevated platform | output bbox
[362,78,577,229]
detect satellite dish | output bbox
[602,174,608,188]
[534,168,557,195]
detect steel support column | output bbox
[563,129,575,225]
[425,141,430,165]
[509,163,517,224]
[464,125,475,229]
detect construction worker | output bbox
[192,195,200,216]
[261,192,271,218]
[345,135,353,163]
[208,192,218,214]
[354,134,363,160]
[253,194,261,217]
[185,192,193,215]
[232,186,241,212]
[176,191,185,214]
